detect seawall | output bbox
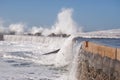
[77,41,120,80]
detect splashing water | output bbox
[52,8,79,35]
[9,23,26,35]
[68,42,82,80]
[0,8,82,36]
[54,35,78,67]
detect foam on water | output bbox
[0,41,57,65]
[0,35,83,80]
[0,40,67,80]
[2,35,80,66]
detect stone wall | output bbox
[76,41,120,80]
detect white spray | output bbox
[42,28,53,36]
[54,35,76,67]
[0,8,82,36]
[29,8,82,36]
[9,23,26,35]
[29,26,43,35]
[0,26,5,33]
[68,42,82,80]
[53,8,79,35]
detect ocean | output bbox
[0,37,120,80]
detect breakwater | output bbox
[76,41,120,80]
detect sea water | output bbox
[0,37,120,80]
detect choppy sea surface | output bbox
[0,38,120,80]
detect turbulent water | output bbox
[0,36,120,80]
[1,7,120,80]
[0,41,67,80]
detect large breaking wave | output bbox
[0,8,82,36]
